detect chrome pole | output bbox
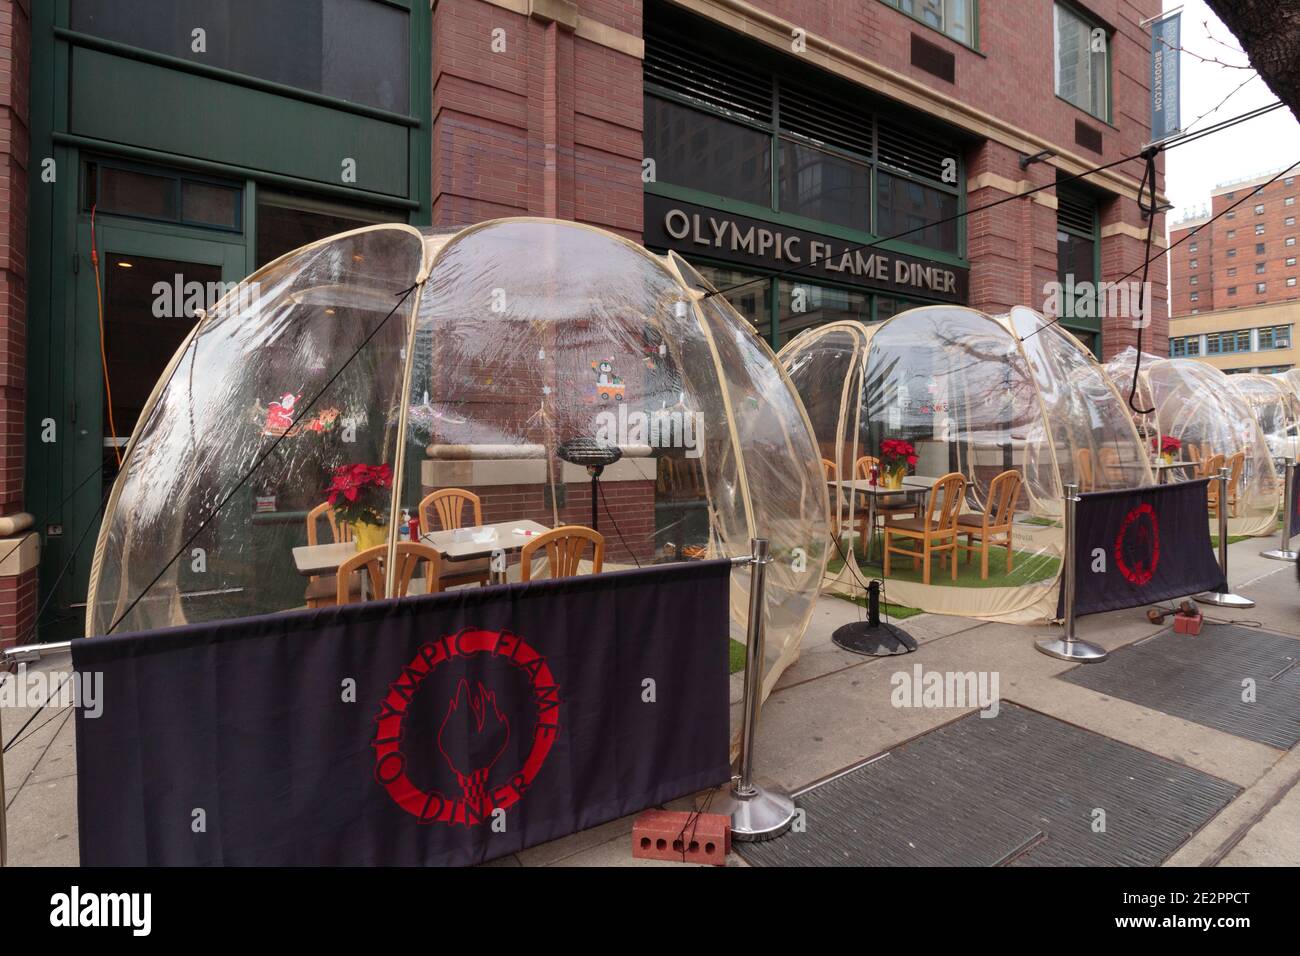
[1261,458,1297,561]
[1197,467,1255,608]
[1036,483,1107,662]
[713,538,796,841]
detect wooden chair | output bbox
[1204,452,1227,515]
[1097,447,1123,485]
[306,500,352,546]
[1225,450,1246,517]
[335,542,442,605]
[883,472,966,585]
[304,501,358,609]
[853,454,917,546]
[418,487,491,588]
[821,458,837,481]
[1074,448,1095,493]
[520,525,604,582]
[955,469,1022,579]
[1198,448,1220,478]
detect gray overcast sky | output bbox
[1162,0,1300,224]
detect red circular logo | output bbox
[372,628,560,826]
[1114,503,1160,586]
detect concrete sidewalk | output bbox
[3,537,1298,867]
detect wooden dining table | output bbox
[829,475,940,563]
[291,518,552,592]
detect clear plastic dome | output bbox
[779,306,1151,623]
[87,219,828,707]
[1103,348,1279,536]
[1231,373,1300,460]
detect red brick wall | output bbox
[419,477,657,566]
[431,0,643,238]
[0,0,31,648]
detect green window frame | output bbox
[1053,2,1111,123]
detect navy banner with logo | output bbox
[1062,480,1226,617]
[72,561,732,866]
[1288,464,1300,541]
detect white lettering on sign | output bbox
[660,207,958,296]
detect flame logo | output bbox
[437,679,511,810]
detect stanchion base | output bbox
[712,784,797,842]
[832,621,917,657]
[1260,548,1298,562]
[1035,637,1108,662]
[1194,591,1256,608]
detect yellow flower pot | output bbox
[353,520,390,552]
[883,468,905,490]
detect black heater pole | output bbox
[556,438,622,533]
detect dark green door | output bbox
[62,219,246,635]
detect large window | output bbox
[690,263,773,341]
[1206,330,1252,354]
[255,192,401,268]
[882,0,976,46]
[1170,336,1200,357]
[1054,2,1109,121]
[777,280,870,347]
[878,172,959,253]
[70,0,411,113]
[778,140,871,232]
[1258,325,1292,350]
[643,97,772,207]
[643,9,966,261]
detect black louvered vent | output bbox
[910,34,955,83]
[1074,120,1103,153]
[877,115,953,182]
[1057,190,1095,234]
[780,78,874,156]
[644,20,773,125]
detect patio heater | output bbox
[832,579,917,656]
[557,437,622,531]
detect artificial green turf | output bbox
[728,639,747,674]
[830,531,1059,588]
[1209,534,1250,547]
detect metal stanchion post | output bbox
[1197,467,1255,608]
[714,538,796,841]
[1261,458,1297,562]
[1036,483,1108,662]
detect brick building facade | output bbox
[1169,169,1300,318]
[430,0,1167,358]
[0,0,1168,645]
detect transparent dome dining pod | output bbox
[86,218,830,707]
[1103,348,1280,537]
[778,305,1153,623]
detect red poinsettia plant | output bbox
[1150,435,1181,455]
[880,438,918,469]
[879,438,918,486]
[326,462,393,525]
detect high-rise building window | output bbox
[882,0,977,46]
[1190,275,1198,285]
[1257,282,1268,293]
[1054,3,1109,121]
[1287,197,1296,206]
[1256,223,1266,235]
[1257,243,1266,254]
[1189,258,1198,268]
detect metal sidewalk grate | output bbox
[739,704,1238,867]
[1059,625,1300,749]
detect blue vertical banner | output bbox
[1150,11,1182,141]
